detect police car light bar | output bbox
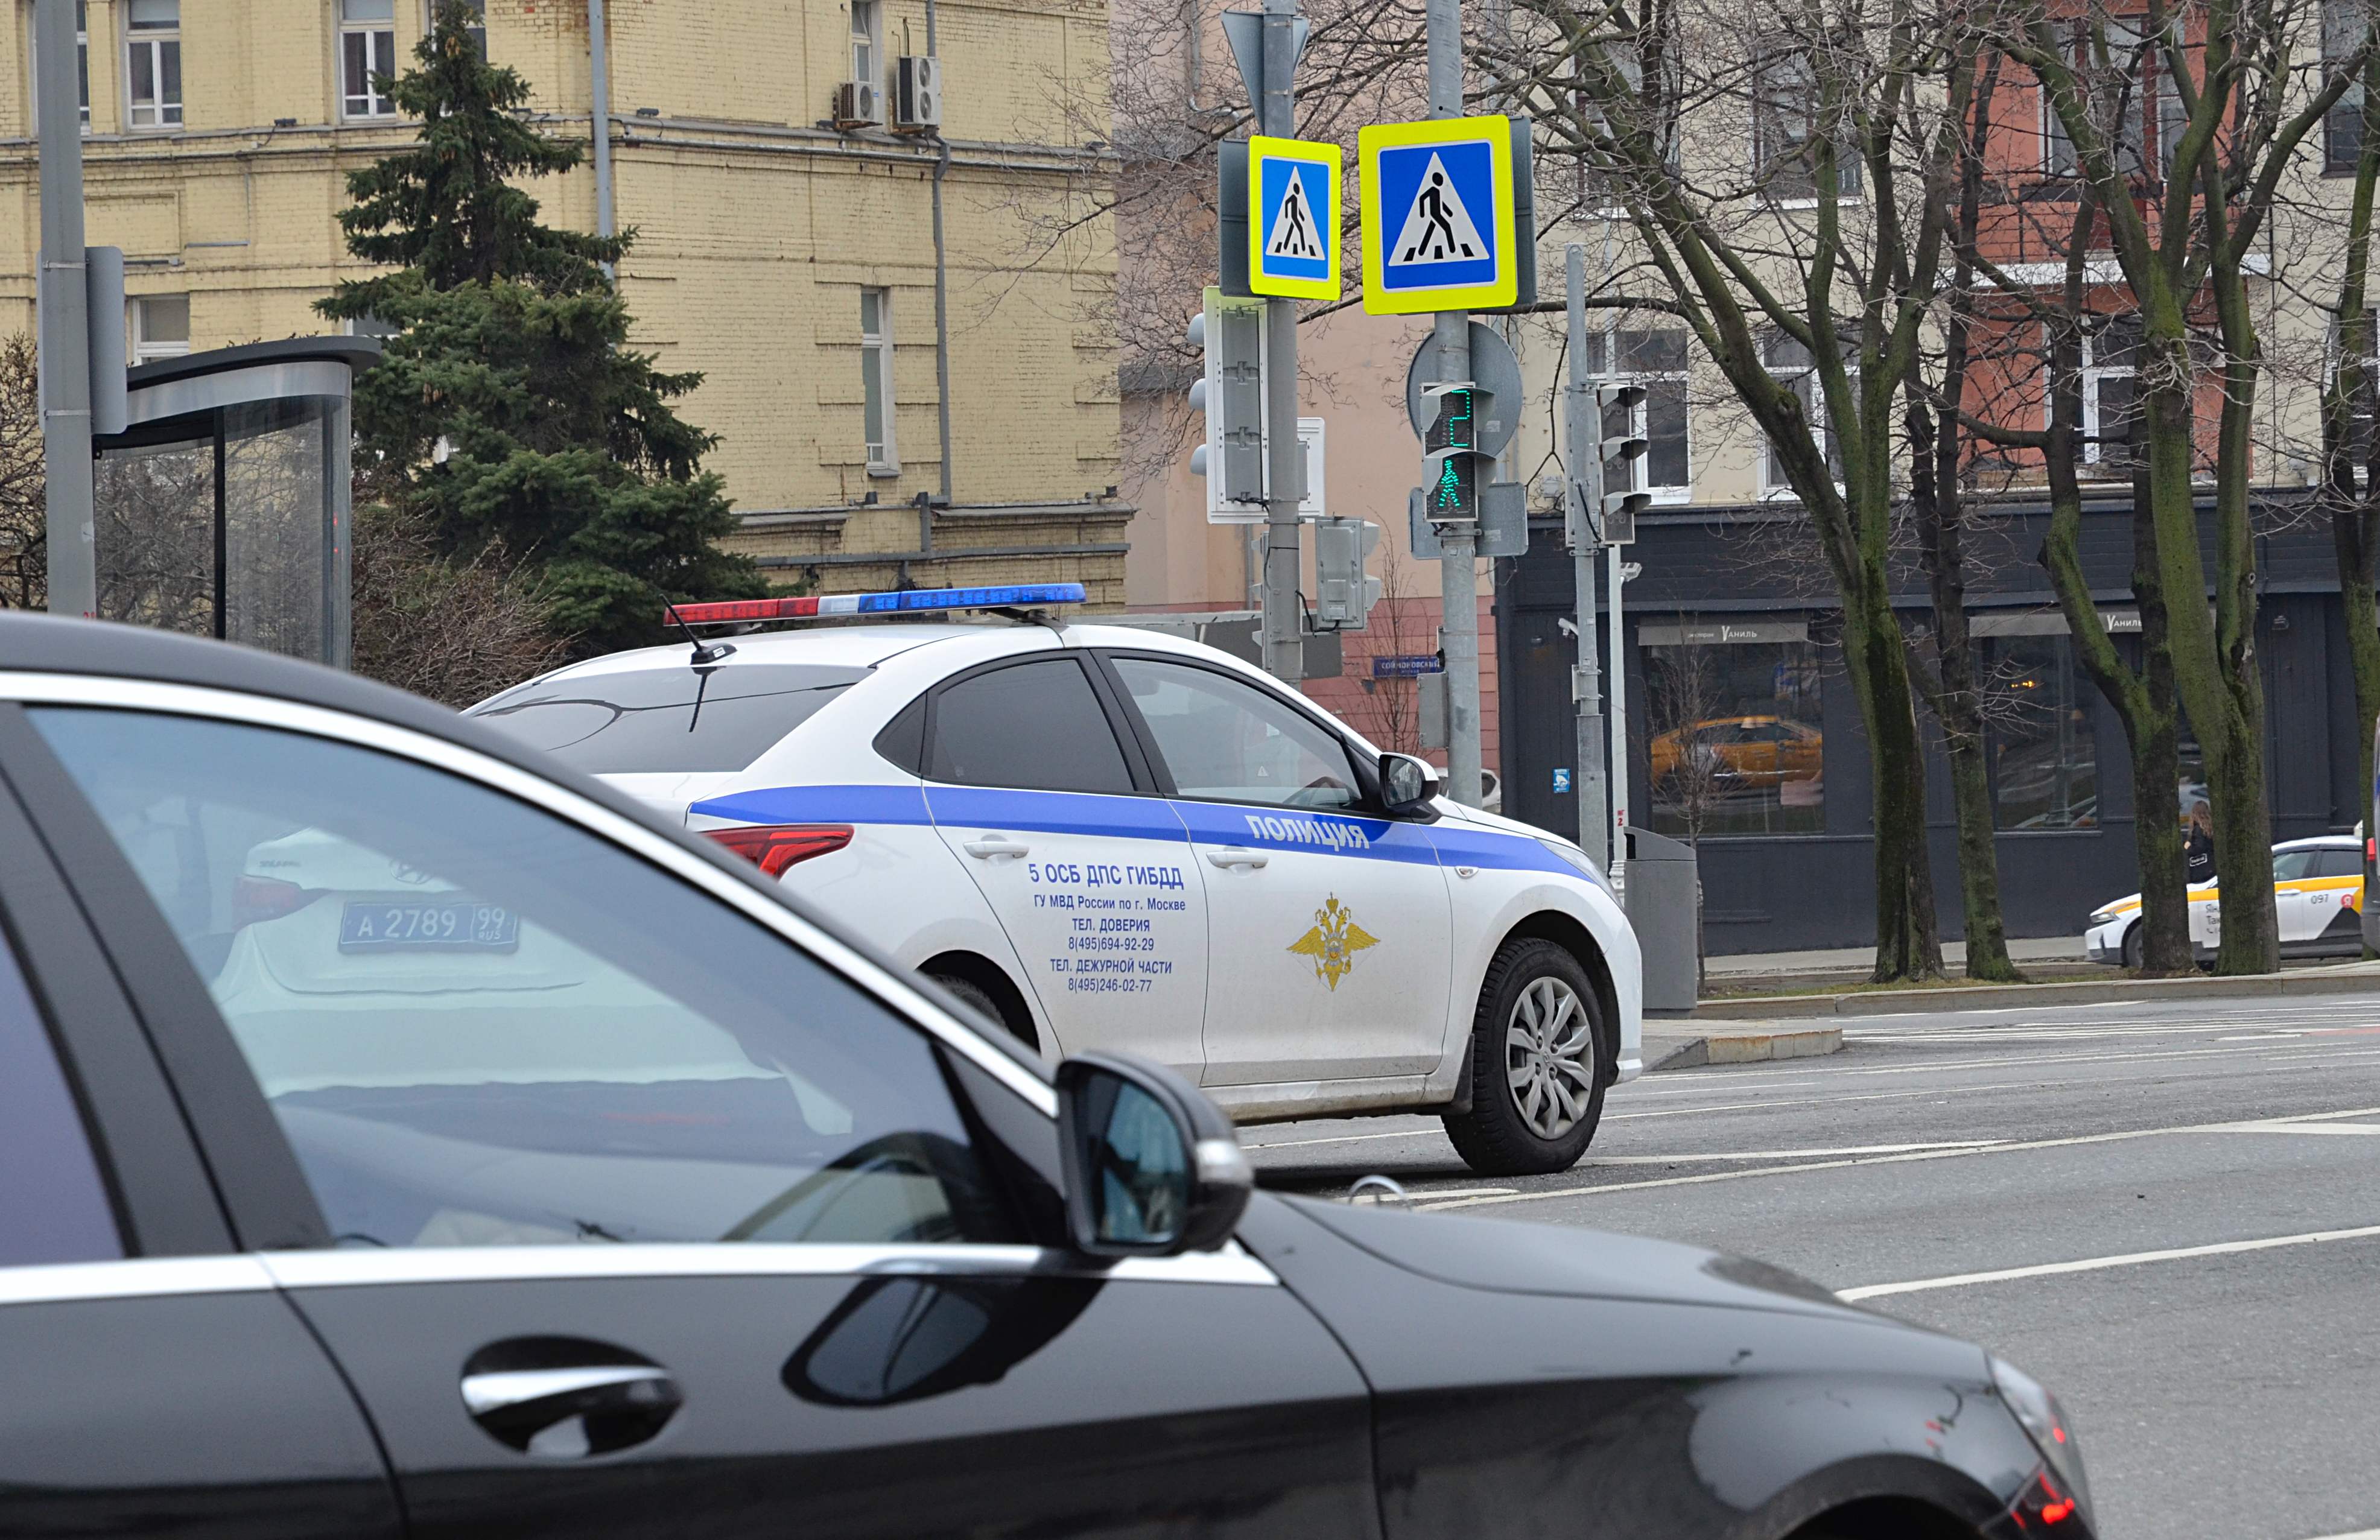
[668,583,1087,626]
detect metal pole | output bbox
[1607,541,1630,896]
[1257,0,1303,682]
[1564,245,1608,866]
[35,0,95,619]
[1427,0,1482,806]
[588,0,615,282]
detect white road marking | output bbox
[1245,1127,1441,1150]
[1837,1222,2380,1301]
[1416,1104,2380,1212]
[1582,1141,2006,1164]
[2219,1033,2305,1041]
[2203,1121,2380,1136]
[2291,1529,2380,1539]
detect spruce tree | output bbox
[320,1,762,658]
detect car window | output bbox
[473,663,867,775]
[31,708,1018,1252]
[2315,848,2364,879]
[2273,848,2321,881]
[0,922,121,1268]
[927,659,1134,794]
[1108,656,1360,811]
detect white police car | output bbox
[470,585,1643,1175]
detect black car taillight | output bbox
[705,824,854,878]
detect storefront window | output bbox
[1986,635,2098,829]
[1643,626,1824,837]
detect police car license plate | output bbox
[339,900,520,952]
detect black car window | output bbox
[32,708,1017,1252]
[2273,848,2321,882]
[1108,656,1360,811]
[927,659,1135,794]
[2315,848,2365,879]
[473,663,867,774]
[0,922,121,1268]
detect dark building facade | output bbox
[1495,491,2371,955]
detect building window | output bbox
[860,287,896,474]
[1573,43,1680,214]
[850,0,879,86]
[130,294,190,362]
[1582,324,1689,496]
[2044,20,2183,180]
[341,0,398,118]
[125,0,181,128]
[1761,331,1846,493]
[2080,314,2140,472]
[2328,0,2368,173]
[1752,52,1861,201]
[27,1,92,132]
[1986,635,2098,830]
[1644,626,1825,838]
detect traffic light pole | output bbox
[1257,0,1304,683]
[1426,0,1483,808]
[35,0,96,619]
[1564,245,1608,868]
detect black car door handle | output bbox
[460,1359,682,1458]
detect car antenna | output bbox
[665,602,735,667]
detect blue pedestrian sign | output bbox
[1248,135,1343,302]
[1357,116,1518,315]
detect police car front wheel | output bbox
[1442,939,1607,1176]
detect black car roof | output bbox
[0,613,1044,1076]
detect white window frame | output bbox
[1760,332,1850,499]
[124,0,182,130]
[1574,43,1681,219]
[850,0,880,87]
[129,294,191,363]
[860,287,898,475]
[1582,320,1692,504]
[340,0,399,120]
[2079,316,2139,470]
[1751,51,1864,209]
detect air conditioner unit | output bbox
[893,57,941,132]
[834,79,881,129]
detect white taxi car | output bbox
[2083,834,2366,966]
[470,585,1643,1176]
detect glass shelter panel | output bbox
[94,435,214,636]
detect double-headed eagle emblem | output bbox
[1287,896,1380,990]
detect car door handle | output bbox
[1207,847,1269,870]
[964,836,1031,860]
[460,1361,682,1459]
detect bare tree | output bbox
[351,502,568,707]
[0,335,42,610]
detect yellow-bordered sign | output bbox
[1357,115,1517,315]
[1248,135,1343,301]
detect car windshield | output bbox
[473,664,866,774]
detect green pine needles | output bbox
[319,0,763,658]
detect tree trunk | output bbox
[1849,584,1945,983]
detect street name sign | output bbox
[1248,135,1342,300]
[1357,115,1518,315]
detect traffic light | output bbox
[1314,516,1382,631]
[1420,382,1496,525]
[1573,382,1649,547]
[1187,286,1268,521]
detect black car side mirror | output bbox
[1055,1052,1252,1257]
[1379,752,1440,816]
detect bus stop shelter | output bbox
[90,337,379,669]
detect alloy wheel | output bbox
[1505,976,1595,1139]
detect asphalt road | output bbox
[1246,990,2380,1540]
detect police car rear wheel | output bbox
[1442,939,1605,1176]
[2121,924,2143,971]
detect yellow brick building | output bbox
[0,0,1127,603]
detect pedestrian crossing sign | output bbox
[1248,135,1343,301]
[1357,116,1518,315]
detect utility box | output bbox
[1624,826,1700,1016]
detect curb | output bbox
[1692,963,2380,1020]
[1645,1024,1844,1071]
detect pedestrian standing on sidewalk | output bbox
[2185,800,2217,886]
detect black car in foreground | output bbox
[0,615,2092,1539]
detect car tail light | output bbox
[705,824,854,878]
[2005,1468,2088,1532]
[2366,835,2373,869]
[232,875,323,928]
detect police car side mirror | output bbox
[1380,753,1439,816]
[1055,1052,1251,1257]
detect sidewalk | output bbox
[1702,936,2084,981]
